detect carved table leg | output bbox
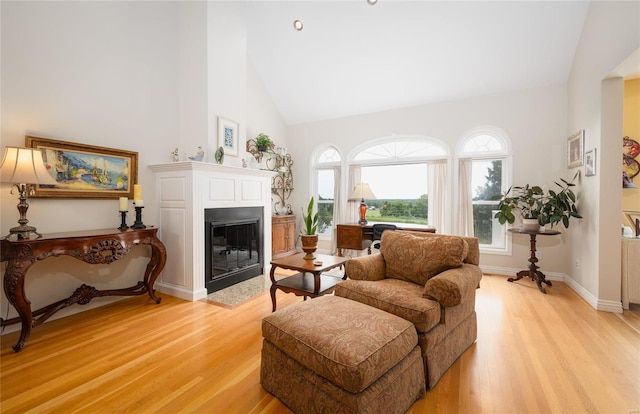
[508,233,550,294]
[270,265,278,312]
[2,260,33,352]
[144,237,167,304]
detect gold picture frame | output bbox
[26,136,138,199]
[567,130,584,168]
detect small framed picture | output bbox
[585,148,596,177]
[567,130,584,168]
[218,117,238,157]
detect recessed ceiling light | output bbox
[367,0,378,5]
[293,20,303,31]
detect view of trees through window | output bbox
[317,169,334,236]
[314,134,509,251]
[361,164,429,225]
[472,159,504,246]
[316,163,430,236]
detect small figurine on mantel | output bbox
[188,146,205,162]
[170,148,180,162]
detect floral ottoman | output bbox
[260,295,425,414]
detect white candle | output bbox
[134,199,144,207]
[119,197,128,212]
[133,184,142,200]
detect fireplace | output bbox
[204,207,264,293]
[151,162,274,301]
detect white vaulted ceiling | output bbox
[245,1,590,125]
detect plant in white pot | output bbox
[300,197,319,260]
[493,173,582,230]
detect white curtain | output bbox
[458,158,475,236]
[427,160,447,234]
[330,166,342,254]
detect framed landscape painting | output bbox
[26,136,138,198]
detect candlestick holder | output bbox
[118,211,129,231]
[131,206,146,229]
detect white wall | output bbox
[207,2,246,167]
[247,61,289,149]
[567,0,640,311]
[288,84,572,274]
[0,1,181,325]
[177,2,208,159]
[0,1,286,327]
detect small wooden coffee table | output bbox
[269,253,348,311]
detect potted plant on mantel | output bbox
[300,197,319,260]
[493,172,583,230]
[255,133,274,152]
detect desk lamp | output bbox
[0,147,58,239]
[349,183,376,225]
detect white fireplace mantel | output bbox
[150,162,275,301]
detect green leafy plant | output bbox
[255,133,273,152]
[301,197,319,235]
[493,172,582,229]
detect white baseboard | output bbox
[479,265,564,281]
[155,282,208,302]
[563,275,623,313]
[482,265,623,314]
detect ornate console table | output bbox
[0,228,167,352]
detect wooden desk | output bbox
[0,228,167,352]
[508,227,560,293]
[336,223,436,256]
[269,253,348,311]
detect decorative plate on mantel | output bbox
[215,146,224,164]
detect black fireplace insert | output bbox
[204,207,263,294]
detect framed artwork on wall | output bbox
[218,116,239,157]
[567,130,584,168]
[585,148,596,176]
[26,136,138,199]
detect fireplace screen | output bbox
[205,207,263,293]
[209,220,259,274]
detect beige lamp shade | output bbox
[349,183,376,201]
[0,147,58,185]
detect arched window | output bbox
[312,146,342,237]
[457,127,512,252]
[347,136,449,232]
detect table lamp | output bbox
[0,146,58,239]
[349,183,376,225]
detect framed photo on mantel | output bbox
[26,136,138,199]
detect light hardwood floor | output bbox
[1,274,638,413]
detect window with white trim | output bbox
[314,147,341,238]
[349,137,448,228]
[459,131,511,251]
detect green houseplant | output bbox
[255,133,273,152]
[493,173,582,229]
[300,197,319,259]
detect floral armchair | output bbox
[334,230,482,389]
